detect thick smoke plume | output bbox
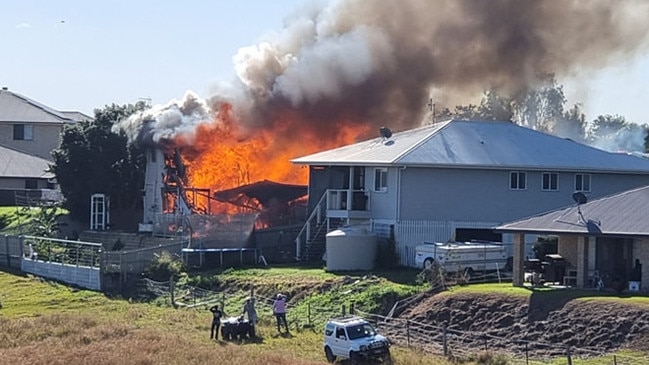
[117,0,649,145]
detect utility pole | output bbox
[428,98,436,124]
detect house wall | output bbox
[0,122,63,160]
[0,177,49,189]
[142,149,166,224]
[398,167,649,222]
[365,166,399,221]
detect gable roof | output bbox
[0,88,86,124]
[292,119,649,173]
[495,185,649,237]
[0,144,54,179]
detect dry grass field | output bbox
[0,270,458,365]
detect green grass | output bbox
[0,269,457,365]
[3,263,648,364]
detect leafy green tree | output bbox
[478,90,513,121]
[51,103,148,229]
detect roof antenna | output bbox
[572,191,588,223]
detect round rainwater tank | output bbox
[325,226,378,271]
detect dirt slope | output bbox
[390,291,649,359]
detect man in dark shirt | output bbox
[209,304,223,340]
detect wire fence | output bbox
[137,278,647,365]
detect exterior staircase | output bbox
[301,218,344,262]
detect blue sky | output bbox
[2,0,648,124]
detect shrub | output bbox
[143,251,185,282]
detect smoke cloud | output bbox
[118,0,649,145]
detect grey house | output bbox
[0,87,89,205]
[0,87,90,161]
[0,144,58,205]
[291,119,649,266]
[497,185,649,293]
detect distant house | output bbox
[0,87,89,205]
[292,119,649,266]
[0,144,59,205]
[0,87,91,161]
[496,185,649,293]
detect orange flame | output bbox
[170,102,369,214]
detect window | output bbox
[509,171,526,190]
[542,172,558,191]
[13,124,33,140]
[374,168,387,192]
[575,174,591,192]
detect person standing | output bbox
[209,304,223,340]
[272,293,289,333]
[242,296,258,324]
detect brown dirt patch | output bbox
[387,290,649,359]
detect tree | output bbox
[586,114,648,152]
[51,103,148,229]
[512,74,569,134]
[478,90,513,121]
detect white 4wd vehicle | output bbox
[323,315,392,364]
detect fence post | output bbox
[566,347,572,365]
[442,324,448,356]
[613,354,617,365]
[4,235,9,267]
[483,332,487,351]
[169,276,175,308]
[307,303,311,328]
[406,320,410,347]
[525,342,529,365]
[350,302,355,315]
[342,304,346,316]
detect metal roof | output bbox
[495,185,649,237]
[0,144,54,179]
[0,88,84,124]
[292,120,649,173]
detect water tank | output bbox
[325,226,378,271]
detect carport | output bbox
[495,186,649,292]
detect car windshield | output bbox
[346,323,376,340]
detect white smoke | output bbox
[115,90,212,144]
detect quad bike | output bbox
[221,316,255,341]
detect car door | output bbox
[330,326,349,357]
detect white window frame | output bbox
[509,171,527,190]
[541,172,559,191]
[374,168,388,192]
[575,173,591,192]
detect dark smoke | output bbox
[117,0,649,144]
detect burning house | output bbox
[140,145,308,250]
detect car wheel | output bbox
[463,268,474,282]
[324,346,336,363]
[382,349,392,364]
[424,258,434,269]
[349,351,362,365]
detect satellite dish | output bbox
[572,192,587,205]
[379,126,392,139]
